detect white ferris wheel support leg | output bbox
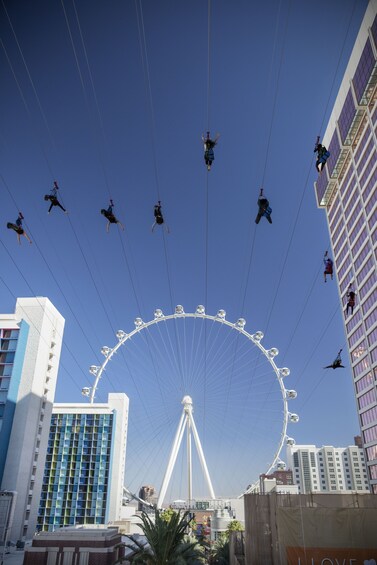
[157,410,186,509]
[187,418,192,504]
[188,408,216,500]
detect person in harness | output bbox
[7,212,32,244]
[202,131,219,171]
[152,201,169,233]
[346,283,356,315]
[323,251,333,282]
[314,136,330,173]
[101,200,124,232]
[324,349,345,370]
[255,188,272,224]
[44,181,67,214]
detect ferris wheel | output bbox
[84,305,298,504]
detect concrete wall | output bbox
[244,493,377,564]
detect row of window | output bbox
[53,412,112,419]
[363,424,377,444]
[0,338,18,352]
[354,125,371,163]
[0,329,19,339]
[356,371,374,394]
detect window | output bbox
[353,38,376,105]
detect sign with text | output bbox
[286,547,377,565]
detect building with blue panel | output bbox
[0,321,29,483]
[315,0,377,493]
[37,393,129,531]
[0,298,65,542]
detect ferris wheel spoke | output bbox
[88,308,297,499]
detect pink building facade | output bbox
[315,0,377,493]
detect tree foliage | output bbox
[122,508,205,564]
[210,534,229,565]
[226,520,244,534]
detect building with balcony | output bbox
[37,393,129,531]
[315,0,377,492]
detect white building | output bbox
[314,0,377,491]
[287,442,370,494]
[260,479,298,495]
[37,393,129,531]
[0,297,65,542]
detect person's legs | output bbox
[56,201,66,212]
[23,231,32,244]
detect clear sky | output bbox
[0,0,369,500]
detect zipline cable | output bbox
[251,0,360,430]
[135,0,185,393]
[263,0,358,335]
[1,6,159,426]
[217,0,286,461]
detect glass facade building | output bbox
[39,412,113,529]
[315,1,377,493]
[38,394,129,531]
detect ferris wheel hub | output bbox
[182,395,193,410]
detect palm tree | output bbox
[119,508,205,564]
[209,534,229,565]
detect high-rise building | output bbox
[138,485,155,511]
[37,393,129,531]
[287,442,370,494]
[0,297,65,542]
[315,0,377,492]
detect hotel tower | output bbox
[315,0,377,493]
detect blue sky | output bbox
[0,0,369,499]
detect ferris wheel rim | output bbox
[86,306,297,497]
